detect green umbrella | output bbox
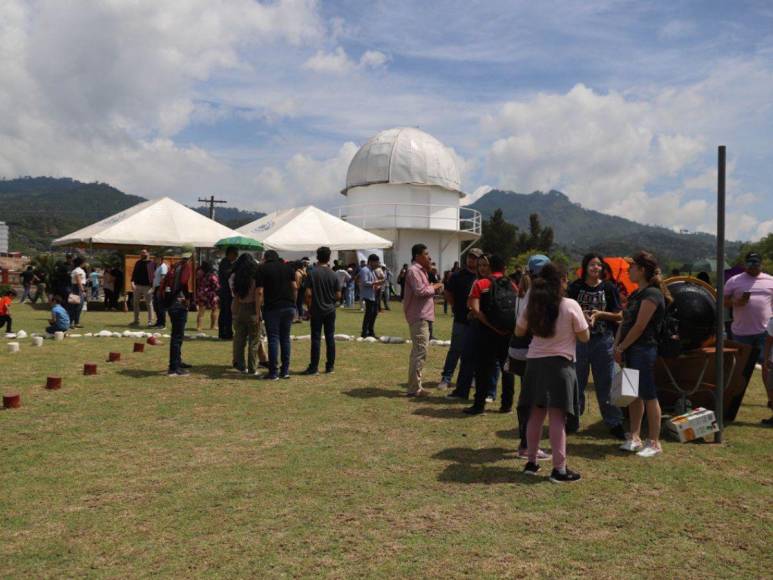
[215,236,264,251]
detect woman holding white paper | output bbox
[614,251,670,457]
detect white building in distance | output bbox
[0,221,8,254]
[337,127,480,273]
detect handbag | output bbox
[611,365,639,407]
[67,293,81,305]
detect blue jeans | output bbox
[453,321,479,396]
[264,306,295,375]
[576,332,623,427]
[168,303,188,372]
[733,332,766,364]
[625,343,658,401]
[67,291,84,326]
[345,285,355,308]
[441,321,468,382]
[309,311,336,371]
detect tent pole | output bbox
[714,145,726,443]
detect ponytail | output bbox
[632,251,672,304]
[650,268,673,304]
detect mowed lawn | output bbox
[1,302,772,578]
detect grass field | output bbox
[1,302,772,578]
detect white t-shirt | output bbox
[153,262,169,288]
[70,267,86,287]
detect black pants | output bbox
[0,315,11,333]
[309,311,336,371]
[218,293,233,339]
[168,303,188,371]
[472,327,510,410]
[153,292,166,326]
[361,299,378,337]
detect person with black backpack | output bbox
[463,254,518,415]
[614,251,671,458]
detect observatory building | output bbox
[338,127,480,272]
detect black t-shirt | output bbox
[620,286,665,348]
[304,265,341,317]
[21,270,35,285]
[567,279,621,336]
[256,260,295,311]
[218,258,235,297]
[446,268,477,324]
[132,259,152,286]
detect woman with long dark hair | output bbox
[516,263,589,483]
[231,253,263,374]
[614,251,670,457]
[567,253,625,439]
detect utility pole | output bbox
[197,195,227,221]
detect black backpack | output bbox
[657,302,682,358]
[482,276,518,333]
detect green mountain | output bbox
[0,177,147,253]
[469,189,742,264]
[192,206,264,230]
[0,177,264,253]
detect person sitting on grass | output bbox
[0,289,17,333]
[46,295,70,335]
[517,264,589,483]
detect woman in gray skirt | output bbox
[515,264,590,483]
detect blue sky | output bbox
[1,0,771,240]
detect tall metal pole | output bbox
[715,146,726,443]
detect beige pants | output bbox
[132,285,154,323]
[408,320,430,393]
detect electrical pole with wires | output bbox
[198,195,227,221]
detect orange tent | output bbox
[575,257,638,300]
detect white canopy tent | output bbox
[237,206,392,253]
[52,197,243,249]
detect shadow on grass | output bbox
[565,441,619,459]
[412,406,481,419]
[117,365,251,380]
[343,387,405,399]
[432,447,542,485]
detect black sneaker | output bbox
[499,406,513,414]
[280,372,291,379]
[523,462,541,476]
[549,468,581,483]
[325,366,335,374]
[609,424,627,440]
[262,373,279,381]
[179,362,192,369]
[462,405,484,415]
[259,361,270,369]
[445,391,468,400]
[761,416,773,427]
[167,368,190,377]
[302,368,319,376]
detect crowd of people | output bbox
[8,240,772,482]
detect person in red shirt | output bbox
[0,289,17,333]
[163,250,194,376]
[464,255,518,415]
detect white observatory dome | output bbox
[343,127,462,195]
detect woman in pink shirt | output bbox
[516,264,589,483]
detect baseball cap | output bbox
[745,251,762,265]
[468,248,484,258]
[527,254,550,275]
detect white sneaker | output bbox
[636,441,663,458]
[437,381,450,391]
[619,437,643,452]
[485,396,495,403]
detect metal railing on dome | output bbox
[335,203,481,236]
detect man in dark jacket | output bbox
[217,246,238,339]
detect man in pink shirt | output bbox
[724,251,773,364]
[403,243,444,396]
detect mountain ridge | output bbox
[469,189,741,263]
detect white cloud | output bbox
[359,50,389,69]
[303,47,355,74]
[303,47,390,74]
[659,19,696,39]
[483,84,704,208]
